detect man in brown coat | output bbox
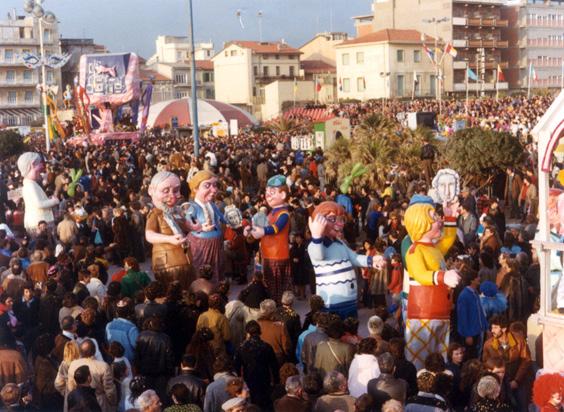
[67,339,117,412]
[274,375,311,412]
[504,168,523,219]
[313,317,355,378]
[26,250,49,287]
[257,299,291,365]
[0,346,27,388]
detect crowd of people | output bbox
[0,95,558,412]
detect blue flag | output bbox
[467,67,478,81]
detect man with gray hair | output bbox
[313,371,355,412]
[367,315,390,355]
[274,375,310,411]
[136,389,161,412]
[276,290,302,358]
[257,299,291,364]
[367,352,407,411]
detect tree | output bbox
[443,127,524,187]
[0,130,27,160]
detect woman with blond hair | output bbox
[54,341,80,412]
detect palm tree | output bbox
[268,117,301,133]
[324,138,351,186]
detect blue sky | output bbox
[2,0,372,58]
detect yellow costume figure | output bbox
[403,195,460,370]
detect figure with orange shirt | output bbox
[245,175,291,303]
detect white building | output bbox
[336,29,437,100]
[146,35,214,65]
[212,41,301,116]
[0,13,62,127]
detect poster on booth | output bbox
[291,136,300,150]
[300,135,315,151]
[229,119,239,137]
[211,121,228,138]
[79,53,141,105]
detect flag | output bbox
[529,63,538,81]
[338,78,342,91]
[467,67,478,81]
[422,44,435,64]
[316,77,322,92]
[413,71,418,84]
[293,77,298,95]
[497,64,505,82]
[444,42,457,58]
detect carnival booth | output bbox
[312,116,351,150]
[531,90,564,372]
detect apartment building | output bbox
[146,35,214,65]
[336,29,437,100]
[504,0,564,89]
[0,14,62,126]
[212,41,301,115]
[371,0,509,94]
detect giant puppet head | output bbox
[311,201,347,240]
[189,170,219,203]
[148,171,182,211]
[265,175,288,209]
[404,196,443,243]
[17,152,44,182]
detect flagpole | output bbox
[495,68,499,101]
[465,67,469,115]
[527,63,531,99]
[412,72,415,101]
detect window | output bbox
[252,86,257,97]
[175,91,187,99]
[397,75,404,96]
[46,71,53,84]
[203,72,211,82]
[224,51,228,57]
[275,54,280,60]
[276,66,280,76]
[176,51,183,61]
[289,66,295,77]
[415,74,422,95]
[397,49,404,62]
[23,70,32,82]
[263,54,269,60]
[43,29,51,42]
[230,50,237,56]
[342,53,350,65]
[7,91,16,104]
[175,73,187,84]
[263,66,269,76]
[342,78,351,92]
[414,50,421,63]
[6,70,15,83]
[253,66,258,76]
[24,91,33,103]
[356,52,364,64]
[357,77,366,92]
[4,49,13,62]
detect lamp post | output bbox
[23,0,56,153]
[422,17,449,115]
[188,0,200,158]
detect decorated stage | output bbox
[66,131,140,146]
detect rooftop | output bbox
[139,68,171,82]
[337,29,435,47]
[300,60,336,74]
[226,40,301,55]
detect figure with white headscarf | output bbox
[17,152,59,236]
[145,171,199,289]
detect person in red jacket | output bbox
[388,253,403,300]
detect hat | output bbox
[480,281,498,297]
[409,194,434,206]
[267,175,286,188]
[222,397,246,411]
[189,170,217,194]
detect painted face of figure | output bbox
[152,175,181,210]
[436,173,457,203]
[196,177,219,203]
[324,212,346,240]
[549,391,562,407]
[265,186,287,208]
[27,158,45,181]
[224,206,242,229]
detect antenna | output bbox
[258,11,263,42]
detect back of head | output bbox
[245,320,261,337]
[358,337,377,355]
[417,371,437,393]
[0,383,20,406]
[323,370,346,394]
[281,290,295,306]
[136,389,159,411]
[285,375,302,396]
[476,375,500,400]
[79,338,96,358]
[170,383,190,405]
[74,365,91,386]
[378,352,395,374]
[212,354,232,374]
[424,352,446,374]
[367,315,384,336]
[259,299,276,319]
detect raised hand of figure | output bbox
[443,269,461,288]
[443,199,460,219]
[243,225,252,238]
[201,222,215,232]
[372,255,386,270]
[308,214,327,239]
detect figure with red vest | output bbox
[245,175,292,303]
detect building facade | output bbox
[212,41,301,116]
[146,35,214,65]
[336,29,437,100]
[147,61,214,100]
[0,14,62,127]
[370,0,509,94]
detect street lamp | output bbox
[23,0,56,153]
[422,17,449,114]
[188,0,200,158]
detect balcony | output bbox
[526,38,564,48]
[465,17,508,27]
[453,0,504,4]
[0,80,37,87]
[467,39,508,48]
[0,59,27,67]
[453,82,508,92]
[0,101,40,109]
[453,60,508,70]
[0,38,39,46]
[526,58,563,68]
[531,78,563,88]
[525,18,564,28]
[453,39,468,48]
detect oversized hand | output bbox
[250,226,265,239]
[443,269,461,288]
[443,199,459,219]
[187,220,202,232]
[169,234,187,246]
[308,215,327,239]
[201,223,215,232]
[372,255,386,270]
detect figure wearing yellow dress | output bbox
[403,195,461,370]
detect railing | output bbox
[0,80,37,86]
[453,0,505,4]
[467,39,508,48]
[467,17,508,27]
[526,18,564,28]
[0,101,40,108]
[453,82,508,92]
[527,58,563,68]
[527,38,564,48]
[531,78,564,88]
